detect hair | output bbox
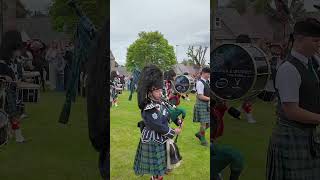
[0,30,23,63]
[201,67,211,74]
[111,71,118,80]
[137,65,163,110]
[236,34,252,43]
[164,69,176,80]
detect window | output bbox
[215,17,221,28]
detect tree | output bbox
[186,45,208,68]
[49,0,107,34]
[228,0,305,40]
[125,31,177,71]
[181,59,194,66]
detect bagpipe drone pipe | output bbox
[137,98,182,166]
[58,1,108,178]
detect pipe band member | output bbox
[133,65,181,180]
[0,30,26,143]
[193,67,210,146]
[266,18,320,180]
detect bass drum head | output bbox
[211,44,269,100]
[174,75,191,94]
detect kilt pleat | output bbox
[266,123,320,180]
[133,140,167,176]
[5,88,18,118]
[193,100,209,123]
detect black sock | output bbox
[229,171,241,180]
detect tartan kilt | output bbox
[5,88,18,118]
[193,100,210,123]
[266,123,320,180]
[133,140,167,176]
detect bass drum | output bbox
[173,75,195,94]
[211,43,270,100]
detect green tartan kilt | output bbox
[5,88,18,118]
[266,123,320,180]
[193,100,210,123]
[133,140,167,176]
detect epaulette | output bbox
[144,103,156,110]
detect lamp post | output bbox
[175,44,179,61]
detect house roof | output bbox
[215,8,269,40]
[116,66,130,76]
[110,51,115,61]
[16,17,68,45]
[174,64,198,75]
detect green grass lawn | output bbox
[110,91,210,180]
[216,100,277,180]
[0,91,101,180]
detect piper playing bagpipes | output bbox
[133,65,182,180]
[59,0,108,178]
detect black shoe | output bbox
[201,140,208,146]
[195,133,201,141]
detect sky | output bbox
[111,0,210,65]
[20,0,52,13]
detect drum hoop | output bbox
[213,43,271,101]
[173,75,193,94]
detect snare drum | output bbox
[23,71,41,85]
[173,75,195,94]
[211,43,270,100]
[17,82,40,103]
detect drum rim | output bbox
[173,75,194,94]
[212,43,271,101]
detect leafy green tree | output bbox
[49,0,107,34]
[125,31,177,71]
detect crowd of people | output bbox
[0,29,76,146]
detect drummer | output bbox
[193,67,210,146]
[0,30,27,143]
[266,18,320,179]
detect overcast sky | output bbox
[20,0,51,12]
[111,0,210,65]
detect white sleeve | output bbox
[196,81,204,95]
[275,62,301,103]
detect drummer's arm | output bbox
[277,62,320,124]
[282,103,320,124]
[196,80,210,101]
[198,94,210,101]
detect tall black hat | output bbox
[0,30,23,61]
[294,18,320,37]
[137,64,163,109]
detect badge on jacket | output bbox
[152,113,158,119]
